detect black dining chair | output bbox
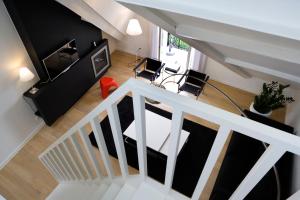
[177,69,209,99]
[133,58,165,83]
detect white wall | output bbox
[109,15,265,94]
[116,15,152,58]
[110,14,294,98]
[84,0,134,35]
[204,57,266,94]
[102,31,118,54]
[0,1,44,168]
[112,16,266,94]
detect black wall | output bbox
[24,40,110,125]
[4,0,109,125]
[4,0,102,81]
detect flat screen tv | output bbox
[42,39,79,81]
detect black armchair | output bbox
[177,69,209,99]
[133,58,165,83]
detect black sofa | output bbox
[210,110,294,200]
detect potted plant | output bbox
[250,81,295,117]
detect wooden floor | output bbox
[0,51,286,200]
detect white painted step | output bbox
[114,184,137,200]
[0,195,6,200]
[46,183,98,200]
[287,190,300,200]
[101,183,122,200]
[131,182,166,200]
[89,183,109,200]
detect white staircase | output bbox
[45,176,142,200]
[40,79,300,200]
[44,173,189,200]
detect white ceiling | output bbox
[117,0,300,88]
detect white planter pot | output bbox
[249,102,272,117]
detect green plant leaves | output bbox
[253,81,294,113]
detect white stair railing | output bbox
[39,78,300,199]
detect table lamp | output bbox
[126,18,143,67]
[19,67,38,94]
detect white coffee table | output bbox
[123,110,190,156]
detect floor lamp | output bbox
[126,18,143,67]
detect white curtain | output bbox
[150,24,160,59]
[189,48,207,73]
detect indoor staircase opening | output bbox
[40,79,300,200]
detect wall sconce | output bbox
[19,67,38,94]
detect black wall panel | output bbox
[4,0,102,80]
[4,0,109,125]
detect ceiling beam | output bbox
[176,24,300,65]
[119,2,176,33]
[117,0,300,41]
[118,2,251,78]
[186,39,252,78]
[56,0,125,40]
[84,0,135,35]
[225,58,300,84]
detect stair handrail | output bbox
[39,78,300,200]
[159,73,281,200]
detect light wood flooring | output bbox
[0,51,286,200]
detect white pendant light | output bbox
[126,19,143,36]
[19,67,34,82]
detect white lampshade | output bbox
[126,19,143,36]
[19,67,34,82]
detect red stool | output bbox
[100,77,119,99]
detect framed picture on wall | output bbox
[91,44,110,78]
